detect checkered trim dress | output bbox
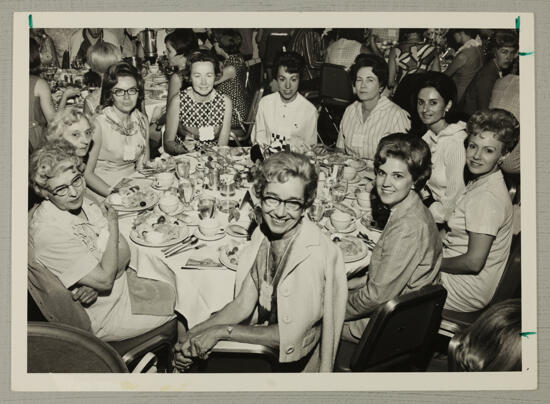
[177,88,226,147]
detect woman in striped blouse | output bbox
[336,54,410,160]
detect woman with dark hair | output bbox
[387,28,440,90]
[460,30,519,116]
[444,29,483,103]
[175,151,347,372]
[213,29,249,136]
[336,54,410,160]
[450,299,521,371]
[416,72,468,224]
[29,37,80,153]
[251,51,318,151]
[440,109,517,312]
[164,49,232,154]
[85,61,149,197]
[343,133,442,342]
[164,29,199,102]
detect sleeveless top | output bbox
[29,75,47,153]
[395,43,436,83]
[177,87,227,145]
[216,54,249,128]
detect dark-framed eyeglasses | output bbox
[112,87,139,97]
[261,195,304,213]
[48,174,84,197]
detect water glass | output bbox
[308,200,326,225]
[198,196,216,219]
[176,160,191,180]
[178,179,195,206]
[331,181,348,204]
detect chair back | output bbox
[245,86,264,139]
[487,233,522,305]
[319,63,354,106]
[350,284,447,372]
[28,321,128,373]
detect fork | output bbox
[165,242,206,258]
[162,235,196,254]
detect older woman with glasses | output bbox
[29,141,174,341]
[85,61,149,198]
[45,107,94,158]
[175,152,347,372]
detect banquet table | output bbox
[115,148,381,328]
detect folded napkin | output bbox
[126,269,176,316]
[185,257,220,268]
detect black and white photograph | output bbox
[10,11,537,392]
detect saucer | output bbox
[324,220,357,234]
[156,201,185,216]
[194,227,226,241]
[151,182,174,191]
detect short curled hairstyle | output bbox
[451,299,521,371]
[100,61,144,111]
[349,53,389,89]
[215,29,243,55]
[467,109,519,153]
[46,107,94,143]
[254,151,318,209]
[30,37,42,75]
[273,51,305,79]
[165,29,199,57]
[86,41,122,75]
[417,71,458,107]
[374,133,432,191]
[29,139,85,199]
[185,49,221,79]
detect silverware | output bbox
[180,265,222,270]
[162,236,197,255]
[164,241,205,258]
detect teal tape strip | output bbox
[519,51,534,56]
[516,16,520,32]
[28,14,33,28]
[521,332,536,338]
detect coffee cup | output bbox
[356,191,371,209]
[199,218,222,236]
[330,210,353,231]
[154,172,174,190]
[342,166,357,181]
[159,193,180,214]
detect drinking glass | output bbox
[331,180,348,204]
[177,179,195,208]
[176,160,191,180]
[308,200,326,225]
[198,196,216,219]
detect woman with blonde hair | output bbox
[83,41,122,116]
[45,107,94,158]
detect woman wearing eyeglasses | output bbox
[85,61,149,198]
[174,152,347,372]
[29,141,174,341]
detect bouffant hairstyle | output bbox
[349,53,389,89]
[254,151,318,209]
[374,133,432,191]
[273,51,305,79]
[100,61,144,111]
[30,37,42,75]
[29,140,85,199]
[451,299,521,371]
[165,29,199,57]
[46,107,94,143]
[86,41,122,75]
[467,109,519,153]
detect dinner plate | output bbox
[226,222,251,238]
[332,237,369,263]
[106,190,159,212]
[175,211,199,226]
[129,225,189,248]
[194,227,226,241]
[345,159,367,172]
[218,245,241,271]
[324,220,357,234]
